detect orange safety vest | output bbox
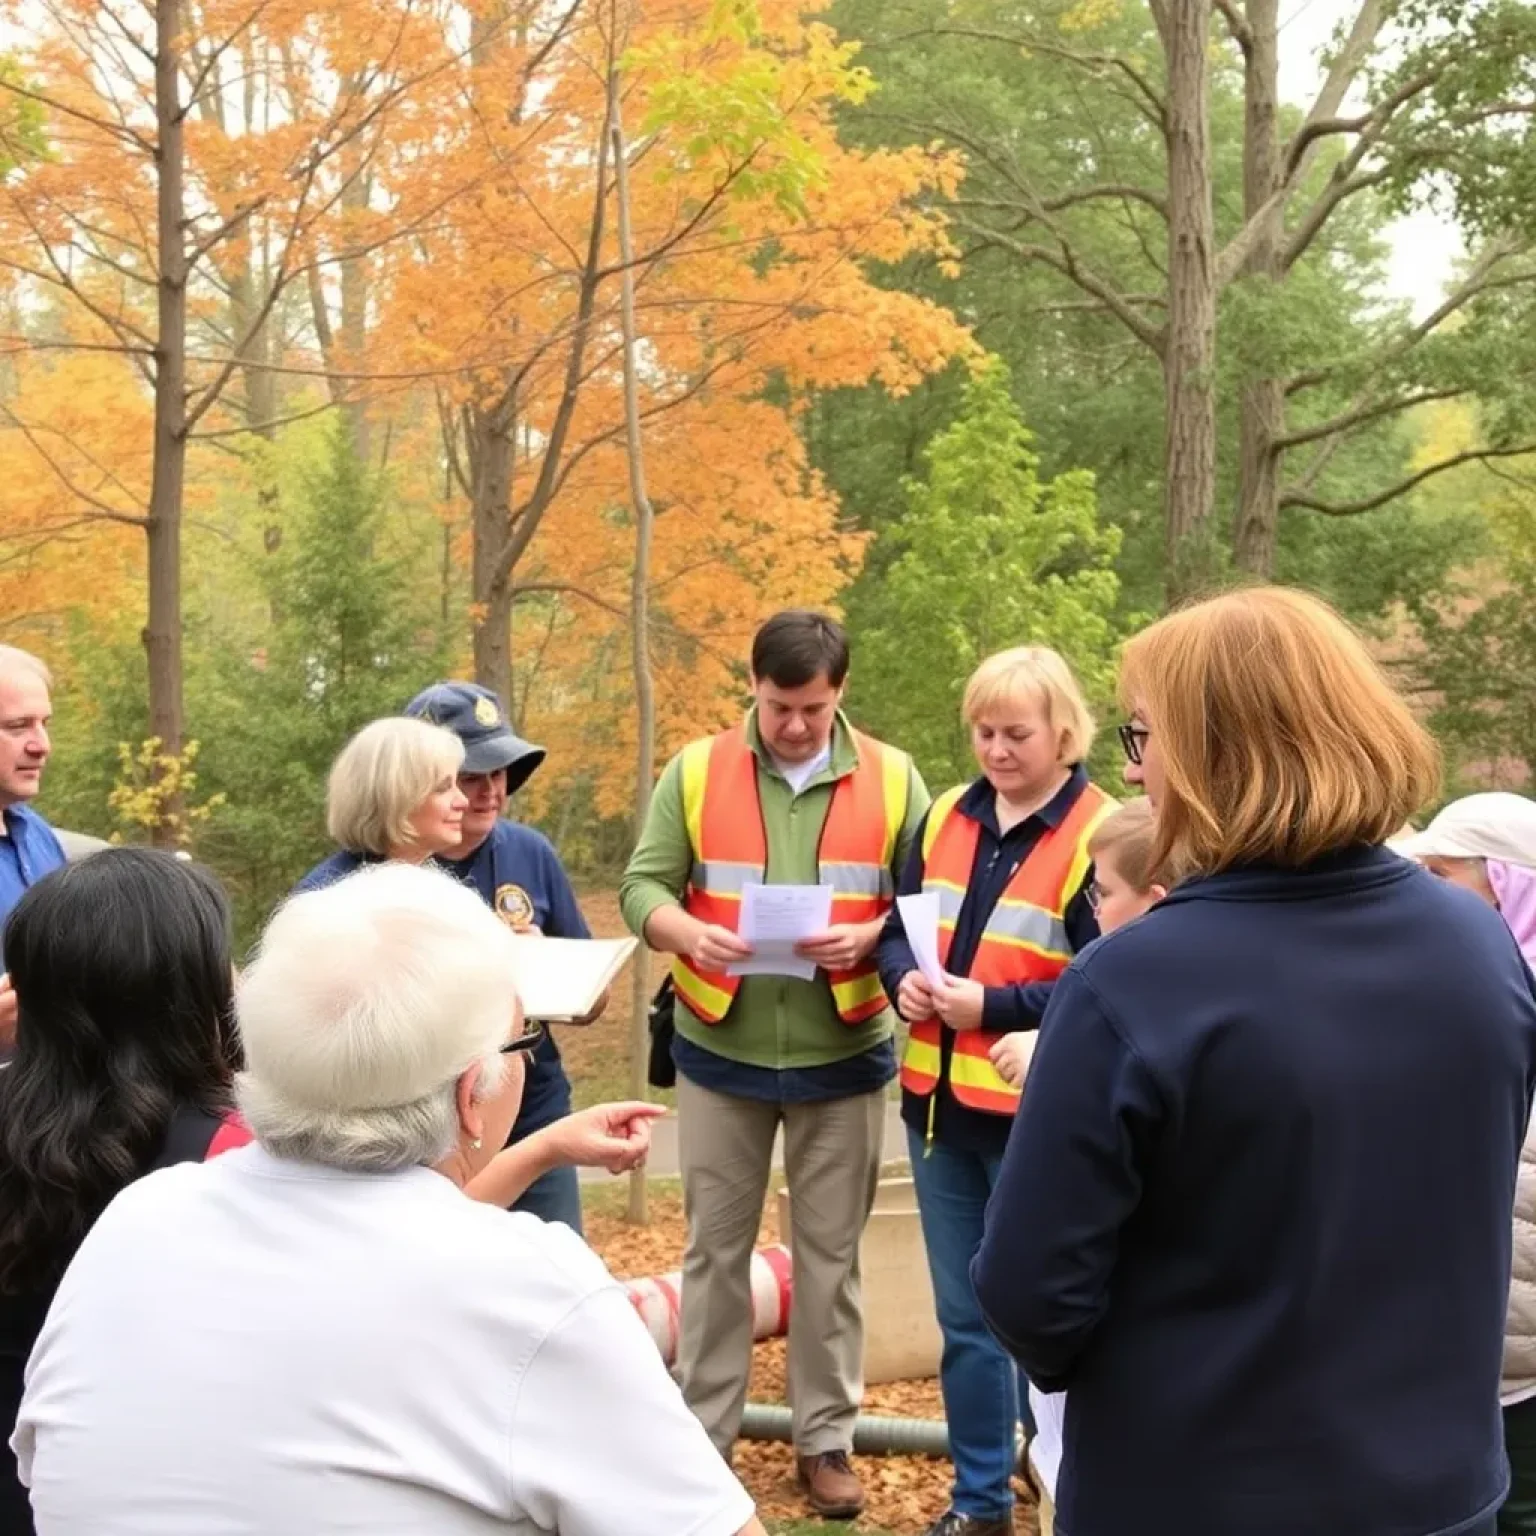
[670,722,910,1026]
[899,779,1116,1115]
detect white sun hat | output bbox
[1395,792,1536,870]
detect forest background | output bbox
[3,0,1536,945]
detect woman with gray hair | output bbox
[13,862,763,1536]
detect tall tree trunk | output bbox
[1233,0,1286,577]
[464,3,520,710]
[464,41,613,708]
[1157,0,1218,603]
[611,74,655,1229]
[470,400,516,709]
[146,0,187,847]
[339,166,371,463]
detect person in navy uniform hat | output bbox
[405,680,599,1232]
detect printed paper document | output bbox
[897,891,947,987]
[727,883,834,982]
[506,934,638,1022]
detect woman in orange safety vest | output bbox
[874,646,1114,1536]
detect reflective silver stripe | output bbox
[983,900,1069,955]
[690,861,764,894]
[821,861,893,900]
[921,881,965,925]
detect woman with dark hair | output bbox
[0,847,249,1536]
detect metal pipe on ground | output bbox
[739,1403,951,1459]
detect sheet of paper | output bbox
[897,891,946,987]
[1028,1386,1066,1502]
[727,883,834,981]
[505,934,638,1022]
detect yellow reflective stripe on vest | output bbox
[880,744,910,865]
[1065,793,1120,899]
[831,970,886,1014]
[688,860,762,896]
[901,1029,942,1080]
[921,785,968,860]
[948,1047,1020,1104]
[679,738,713,855]
[981,897,1071,959]
[821,860,895,899]
[671,956,734,1021]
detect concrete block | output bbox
[777,1175,941,1385]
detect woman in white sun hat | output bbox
[1402,792,1536,1536]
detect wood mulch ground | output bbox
[586,1187,1041,1535]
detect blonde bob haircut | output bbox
[962,646,1095,765]
[326,716,465,857]
[1119,586,1440,881]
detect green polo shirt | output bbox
[620,712,929,1070]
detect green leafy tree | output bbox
[818,0,1536,618]
[1410,465,1536,793]
[848,360,1126,791]
[191,423,453,939]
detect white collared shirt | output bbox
[15,1145,753,1536]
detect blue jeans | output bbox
[908,1126,1030,1522]
[511,1162,583,1234]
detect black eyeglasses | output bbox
[500,1020,546,1055]
[1117,722,1149,766]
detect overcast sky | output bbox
[1274,0,1462,316]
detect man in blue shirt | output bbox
[405,681,597,1232]
[0,647,66,1055]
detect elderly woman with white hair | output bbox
[1402,793,1536,1536]
[12,863,763,1536]
[295,714,470,890]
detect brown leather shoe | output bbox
[796,1450,866,1519]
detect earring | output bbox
[470,1137,482,1151]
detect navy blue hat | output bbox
[404,682,546,795]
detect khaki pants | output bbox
[675,1073,886,1455]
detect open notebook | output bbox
[505,934,639,1022]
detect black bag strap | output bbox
[150,1104,223,1171]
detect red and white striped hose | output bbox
[622,1244,792,1366]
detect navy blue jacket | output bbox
[876,769,1099,1155]
[973,846,1536,1536]
[438,821,584,1135]
[294,823,584,1139]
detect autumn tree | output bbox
[0,0,461,837]
[402,0,968,709]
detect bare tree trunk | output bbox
[1233,0,1286,577]
[146,0,187,846]
[611,73,655,1228]
[339,165,372,463]
[465,58,614,707]
[231,268,280,436]
[469,400,517,708]
[1156,0,1218,602]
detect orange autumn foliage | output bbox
[0,0,970,838]
[391,0,970,810]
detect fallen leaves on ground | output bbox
[587,1189,1039,1534]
